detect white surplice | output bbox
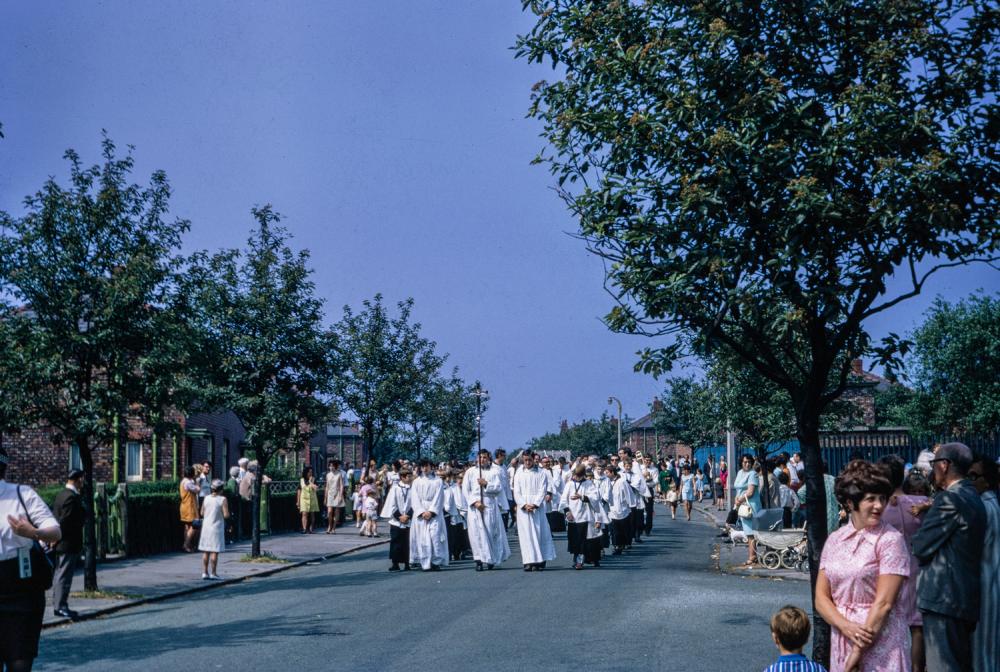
[409,474,449,569]
[513,466,557,564]
[462,465,511,565]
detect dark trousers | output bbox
[610,517,630,549]
[566,521,588,556]
[643,496,654,534]
[51,551,78,611]
[631,507,643,541]
[922,611,976,672]
[547,511,566,533]
[388,525,410,565]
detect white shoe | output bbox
[201,573,209,580]
[209,574,221,581]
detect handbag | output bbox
[737,503,753,519]
[16,486,54,591]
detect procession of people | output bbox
[375,447,662,573]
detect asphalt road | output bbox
[37,505,810,672]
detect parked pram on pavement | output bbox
[755,528,809,571]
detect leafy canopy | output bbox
[516,0,999,408]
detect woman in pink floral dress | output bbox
[878,456,930,672]
[816,460,911,672]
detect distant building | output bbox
[623,398,692,460]
[4,409,246,487]
[305,422,366,474]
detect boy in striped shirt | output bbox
[763,606,828,672]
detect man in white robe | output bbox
[513,451,557,571]
[494,449,515,530]
[380,469,413,571]
[462,449,511,571]
[444,467,469,561]
[541,455,566,533]
[409,459,448,571]
[605,465,632,554]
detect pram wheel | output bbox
[779,548,799,569]
[761,551,781,569]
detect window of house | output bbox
[223,439,230,473]
[69,444,82,471]
[126,441,142,481]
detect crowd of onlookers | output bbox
[751,443,999,672]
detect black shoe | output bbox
[475,561,484,571]
[54,608,78,619]
[612,548,623,555]
[487,564,494,570]
[593,561,600,567]
[523,565,531,572]
[430,564,441,571]
[635,538,644,544]
[389,564,401,571]
[403,564,411,571]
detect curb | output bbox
[695,504,810,583]
[44,538,389,629]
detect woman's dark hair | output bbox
[778,471,790,486]
[878,454,906,490]
[302,466,313,479]
[972,452,1000,490]
[835,460,893,510]
[903,469,931,496]
[184,465,196,479]
[740,453,754,466]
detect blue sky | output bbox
[2,2,996,451]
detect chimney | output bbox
[851,359,864,376]
[559,419,569,434]
[652,397,664,413]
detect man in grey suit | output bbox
[51,469,85,619]
[911,442,987,671]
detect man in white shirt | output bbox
[541,455,565,534]
[604,465,632,555]
[409,459,448,571]
[494,449,515,530]
[641,456,659,535]
[380,468,413,572]
[443,467,469,561]
[462,449,511,571]
[512,451,557,571]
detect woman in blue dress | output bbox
[733,454,761,566]
[680,464,696,521]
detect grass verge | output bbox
[239,551,290,564]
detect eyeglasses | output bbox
[929,458,951,465]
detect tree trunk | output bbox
[79,436,99,591]
[797,415,831,667]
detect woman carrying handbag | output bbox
[0,446,62,672]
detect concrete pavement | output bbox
[38,504,812,672]
[45,523,387,626]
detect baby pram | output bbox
[755,528,809,571]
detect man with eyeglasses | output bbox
[911,442,987,672]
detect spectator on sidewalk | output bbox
[911,442,987,672]
[50,469,85,620]
[298,466,319,534]
[680,464,695,522]
[776,471,799,529]
[197,461,212,504]
[0,445,62,672]
[879,454,930,672]
[226,466,240,493]
[968,453,999,672]
[352,485,364,528]
[763,605,828,672]
[816,459,910,672]
[734,454,761,566]
[325,460,346,534]
[361,488,379,538]
[198,479,229,580]
[180,466,200,552]
[797,461,841,535]
[236,457,249,483]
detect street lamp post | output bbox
[607,396,623,454]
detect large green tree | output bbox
[429,373,484,463]
[185,206,337,557]
[0,137,190,589]
[332,295,443,464]
[527,412,619,458]
[516,1,998,661]
[877,293,1000,437]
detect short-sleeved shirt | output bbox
[0,480,59,561]
[820,520,911,671]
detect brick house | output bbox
[3,409,246,488]
[304,422,366,474]
[623,398,693,460]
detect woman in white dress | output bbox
[198,479,229,580]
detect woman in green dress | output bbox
[298,466,320,534]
